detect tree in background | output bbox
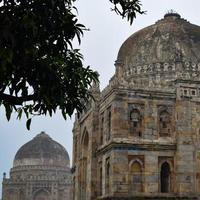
[0,0,144,129]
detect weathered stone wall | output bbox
[73,87,200,200]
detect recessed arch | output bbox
[160,162,171,193]
[130,109,142,137]
[129,158,144,169]
[159,110,171,137]
[105,157,111,194]
[33,189,50,200]
[80,127,89,200]
[130,109,141,122]
[19,189,25,200]
[129,159,143,193]
[5,189,17,200]
[81,128,89,146]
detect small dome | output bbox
[13,132,70,168]
[117,13,200,69]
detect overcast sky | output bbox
[0,0,200,196]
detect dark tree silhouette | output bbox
[0,0,144,129]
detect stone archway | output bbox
[33,189,50,200]
[160,162,171,193]
[129,160,143,193]
[80,128,89,200]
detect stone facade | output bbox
[72,13,200,200]
[2,132,72,200]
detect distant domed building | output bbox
[2,132,72,200]
[72,13,200,200]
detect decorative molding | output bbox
[96,142,176,156]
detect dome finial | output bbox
[164,10,181,18]
[35,131,51,139]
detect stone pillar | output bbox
[112,151,129,197]
[145,153,158,193]
[175,100,195,194]
[144,101,157,140]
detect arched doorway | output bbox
[106,158,110,194]
[33,189,50,200]
[80,129,89,200]
[7,189,17,200]
[130,160,143,193]
[19,190,25,200]
[160,162,171,193]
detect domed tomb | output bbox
[2,132,72,200]
[72,13,200,200]
[13,132,70,168]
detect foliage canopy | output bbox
[0,0,144,129]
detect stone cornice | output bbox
[10,165,70,173]
[100,87,176,107]
[96,141,176,156]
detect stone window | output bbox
[130,109,142,137]
[160,162,171,193]
[98,162,103,196]
[191,89,196,96]
[105,158,110,194]
[107,107,111,141]
[7,189,17,200]
[159,110,171,137]
[33,189,50,200]
[73,177,75,200]
[74,136,77,162]
[100,113,104,145]
[80,129,89,200]
[82,129,89,158]
[129,160,143,193]
[184,89,188,96]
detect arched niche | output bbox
[19,189,25,200]
[159,110,171,137]
[80,128,89,200]
[130,109,142,137]
[105,158,111,194]
[160,162,171,193]
[129,159,143,193]
[33,189,50,200]
[6,189,17,200]
[81,128,89,158]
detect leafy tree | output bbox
[0,0,144,129]
[110,0,145,24]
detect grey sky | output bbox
[0,0,200,196]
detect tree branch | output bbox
[0,92,37,105]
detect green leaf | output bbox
[62,109,67,120]
[17,108,23,120]
[26,118,32,130]
[4,103,12,121]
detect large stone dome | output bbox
[117,13,200,67]
[110,13,200,91]
[13,132,70,168]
